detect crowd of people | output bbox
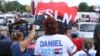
[3,16,100,56]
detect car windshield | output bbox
[6,16,13,19]
[21,14,34,18]
[80,24,95,32]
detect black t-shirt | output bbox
[94,42,100,56]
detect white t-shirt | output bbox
[73,49,97,56]
[34,34,77,56]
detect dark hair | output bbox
[57,21,67,34]
[8,20,12,23]
[94,23,100,43]
[71,32,78,38]
[82,14,85,18]
[84,39,93,50]
[11,31,23,41]
[43,17,59,35]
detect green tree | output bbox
[86,6,94,12]
[78,2,89,12]
[2,1,26,13]
[25,5,31,13]
[0,1,2,11]
[0,0,5,12]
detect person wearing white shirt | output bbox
[34,17,77,56]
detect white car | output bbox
[78,22,97,38]
[4,14,15,23]
[0,15,5,24]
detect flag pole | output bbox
[34,0,42,20]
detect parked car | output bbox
[5,14,15,23]
[4,14,19,24]
[21,14,35,24]
[78,22,97,38]
[0,14,5,24]
[0,34,12,56]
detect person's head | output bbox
[95,27,100,40]
[66,30,72,39]
[82,14,85,18]
[98,18,100,22]
[57,21,67,34]
[71,32,78,38]
[64,25,72,39]
[43,17,59,35]
[96,34,100,40]
[29,24,33,31]
[11,31,23,42]
[73,22,77,27]
[84,39,94,50]
[8,20,12,24]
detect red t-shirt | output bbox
[72,38,83,51]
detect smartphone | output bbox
[35,25,40,30]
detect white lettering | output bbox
[46,9,53,18]
[62,13,72,24]
[54,10,58,20]
[37,10,73,24]
[38,10,45,15]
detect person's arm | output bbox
[20,24,35,49]
[65,36,77,55]
[34,39,41,55]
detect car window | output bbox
[80,24,95,32]
[0,17,4,19]
[6,16,13,19]
[0,23,4,25]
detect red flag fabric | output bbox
[36,2,78,22]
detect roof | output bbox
[4,14,14,17]
[78,22,97,25]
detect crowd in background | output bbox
[76,14,100,22]
[1,14,100,56]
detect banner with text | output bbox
[36,2,78,24]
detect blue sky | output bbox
[5,0,100,6]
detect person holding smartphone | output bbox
[11,24,35,56]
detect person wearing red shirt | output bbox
[72,37,83,51]
[71,32,83,51]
